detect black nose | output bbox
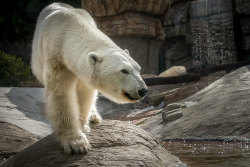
[138,88,148,97]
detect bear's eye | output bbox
[121,69,129,74]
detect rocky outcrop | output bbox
[144,71,225,107]
[0,87,185,166]
[81,0,169,74]
[139,66,250,141]
[1,120,185,167]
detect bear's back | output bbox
[31,3,98,84]
[39,3,96,30]
[31,3,96,84]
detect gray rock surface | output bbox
[0,122,38,163]
[162,109,183,123]
[1,120,185,167]
[0,88,185,166]
[0,87,52,137]
[190,0,237,67]
[166,103,186,111]
[97,94,150,121]
[139,66,250,141]
[0,88,52,163]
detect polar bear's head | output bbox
[88,49,148,104]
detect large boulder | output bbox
[139,66,250,141]
[1,120,185,167]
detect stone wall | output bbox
[160,1,192,72]
[162,0,240,71]
[190,0,237,67]
[94,12,165,40]
[82,0,250,74]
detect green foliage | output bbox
[0,51,32,86]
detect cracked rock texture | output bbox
[1,120,185,167]
[140,66,250,141]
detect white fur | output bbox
[31,3,147,154]
[159,66,187,77]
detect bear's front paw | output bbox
[89,112,102,123]
[61,132,91,154]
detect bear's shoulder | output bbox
[43,3,96,28]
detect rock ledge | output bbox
[1,120,184,167]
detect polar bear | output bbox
[159,66,187,77]
[31,3,148,154]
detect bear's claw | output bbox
[89,112,102,123]
[61,133,91,154]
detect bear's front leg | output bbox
[76,80,102,133]
[45,66,91,154]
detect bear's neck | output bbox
[61,25,122,81]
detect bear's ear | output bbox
[87,52,102,65]
[124,49,130,55]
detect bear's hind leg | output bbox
[76,80,102,132]
[45,64,90,154]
